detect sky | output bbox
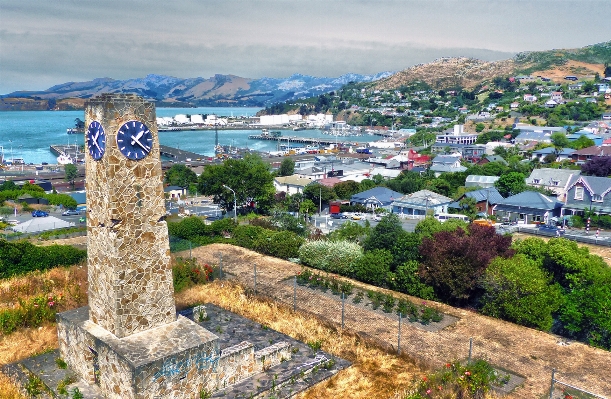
[1,0,610,94]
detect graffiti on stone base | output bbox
[154,351,220,380]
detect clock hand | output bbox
[130,134,150,152]
[131,130,145,145]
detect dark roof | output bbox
[449,187,504,209]
[350,187,403,206]
[566,175,611,196]
[497,191,563,210]
[571,146,611,156]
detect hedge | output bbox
[0,240,87,278]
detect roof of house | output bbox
[465,175,500,185]
[316,177,342,187]
[392,189,454,208]
[526,168,581,186]
[566,175,611,196]
[432,154,462,164]
[532,147,575,156]
[430,164,467,173]
[350,187,404,206]
[69,191,87,205]
[483,155,508,165]
[497,191,563,210]
[571,146,611,157]
[274,175,313,187]
[164,185,185,192]
[449,187,504,209]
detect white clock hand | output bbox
[131,130,145,145]
[131,134,150,152]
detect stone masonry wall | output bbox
[84,94,176,338]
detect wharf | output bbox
[158,145,207,162]
[49,145,85,163]
[248,135,365,147]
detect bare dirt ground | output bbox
[187,243,611,399]
[532,60,604,83]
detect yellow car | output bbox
[351,213,362,220]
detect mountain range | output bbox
[2,40,609,111]
[0,72,393,111]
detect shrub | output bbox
[394,261,436,300]
[0,293,63,335]
[172,257,214,293]
[353,249,392,286]
[167,216,209,239]
[298,240,363,276]
[0,240,87,279]
[254,230,304,260]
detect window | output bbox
[552,180,559,186]
[574,186,584,200]
[533,179,540,184]
[592,194,603,202]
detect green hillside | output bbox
[514,41,611,74]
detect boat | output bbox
[67,128,84,134]
[57,153,73,165]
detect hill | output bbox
[373,41,611,91]
[0,72,392,110]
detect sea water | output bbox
[0,107,375,164]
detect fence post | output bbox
[219,252,223,279]
[254,263,257,294]
[341,292,345,329]
[468,337,473,364]
[293,275,297,312]
[548,368,556,399]
[398,313,402,356]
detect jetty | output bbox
[158,145,207,162]
[248,134,366,147]
[49,144,85,163]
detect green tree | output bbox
[278,157,295,176]
[299,199,317,216]
[197,154,275,214]
[481,254,562,330]
[475,123,485,133]
[354,249,392,286]
[64,164,78,190]
[362,213,403,253]
[164,164,198,188]
[570,135,595,150]
[551,132,570,148]
[494,172,526,197]
[333,180,361,199]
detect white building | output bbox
[435,125,478,145]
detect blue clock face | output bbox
[116,120,153,160]
[87,121,106,160]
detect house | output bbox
[567,131,603,146]
[477,155,508,166]
[564,175,611,216]
[391,190,454,218]
[550,92,563,102]
[603,113,611,121]
[448,187,504,216]
[514,131,552,144]
[430,154,467,176]
[523,94,537,102]
[569,146,611,164]
[350,187,403,211]
[525,168,581,201]
[164,185,186,199]
[465,175,500,188]
[510,102,520,109]
[530,147,575,162]
[545,100,558,108]
[273,175,313,195]
[495,191,563,224]
[461,145,487,161]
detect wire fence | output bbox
[200,251,609,399]
[547,369,606,399]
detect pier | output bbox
[49,144,85,163]
[248,134,366,147]
[158,145,207,162]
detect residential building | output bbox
[448,187,504,216]
[164,185,186,199]
[391,189,454,217]
[350,187,403,211]
[569,146,611,164]
[567,131,603,146]
[530,147,575,162]
[495,191,563,224]
[523,94,537,102]
[430,154,467,176]
[564,175,611,216]
[550,92,563,102]
[273,175,313,195]
[477,155,508,166]
[525,168,581,201]
[465,175,500,188]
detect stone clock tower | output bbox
[84,93,176,338]
[56,94,221,398]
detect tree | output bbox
[333,180,361,199]
[481,254,562,331]
[362,213,404,253]
[299,199,317,216]
[278,158,295,177]
[64,164,78,190]
[418,224,514,305]
[354,249,393,286]
[494,172,526,197]
[475,123,485,133]
[570,135,595,150]
[550,132,570,148]
[581,156,611,177]
[197,154,275,214]
[164,164,198,188]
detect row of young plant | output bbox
[167,213,611,350]
[297,268,442,324]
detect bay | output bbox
[0,107,375,164]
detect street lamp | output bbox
[222,184,237,222]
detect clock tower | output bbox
[84,93,176,337]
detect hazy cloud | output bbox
[1,0,609,94]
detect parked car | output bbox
[330,213,348,219]
[32,210,49,217]
[351,213,362,220]
[62,209,80,216]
